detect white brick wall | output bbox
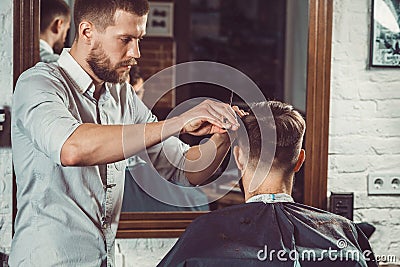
[0,0,13,107]
[2,0,400,265]
[0,149,12,255]
[0,0,13,256]
[115,239,177,267]
[330,0,400,263]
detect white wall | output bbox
[330,0,400,263]
[0,0,13,256]
[115,239,177,267]
[1,0,400,265]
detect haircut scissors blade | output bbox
[229,91,233,106]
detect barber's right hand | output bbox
[179,99,240,136]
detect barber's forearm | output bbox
[184,133,231,185]
[60,117,183,166]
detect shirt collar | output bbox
[58,48,94,94]
[246,193,294,204]
[40,39,54,54]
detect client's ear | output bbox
[294,149,305,172]
[50,18,62,34]
[233,146,245,171]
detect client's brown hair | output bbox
[40,0,70,34]
[238,101,305,174]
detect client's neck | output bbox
[40,35,55,50]
[242,168,294,202]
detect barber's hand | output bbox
[180,100,240,136]
[215,106,248,137]
[215,106,248,141]
[231,105,249,118]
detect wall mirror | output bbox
[13,0,332,238]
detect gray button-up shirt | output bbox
[10,49,189,266]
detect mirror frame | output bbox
[13,0,332,238]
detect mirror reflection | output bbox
[37,0,308,214]
[118,0,309,213]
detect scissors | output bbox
[222,91,234,129]
[229,91,233,106]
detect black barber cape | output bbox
[158,202,378,267]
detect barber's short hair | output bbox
[40,0,70,33]
[238,101,305,173]
[74,0,149,34]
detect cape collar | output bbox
[246,193,294,204]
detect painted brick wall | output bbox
[330,0,400,263]
[0,0,13,256]
[115,238,177,267]
[2,0,400,265]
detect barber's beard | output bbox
[87,42,134,83]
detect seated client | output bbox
[159,100,377,267]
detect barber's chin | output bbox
[119,65,131,71]
[118,72,129,83]
[116,67,128,75]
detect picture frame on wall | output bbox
[370,0,400,67]
[146,2,174,38]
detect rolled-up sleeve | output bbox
[13,68,81,165]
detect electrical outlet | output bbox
[368,173,400,195]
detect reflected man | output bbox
[40,0,71,63]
